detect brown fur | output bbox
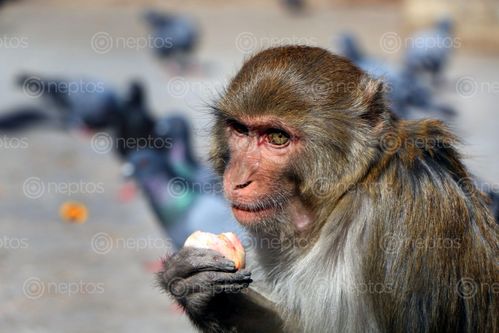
[209,46,498,332]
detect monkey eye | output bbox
[267,130,290,146]
[227,120,249,136]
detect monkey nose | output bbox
[234,180,252,190]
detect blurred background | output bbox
[0,0,498,332]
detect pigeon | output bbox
[124,148,242,249]
[0,0,11,8]
[337,33,455,119]
[0,106,51,131]
[338,33,364,65]
[16,73,121,130]
[281,0,305,14]
[143,10,199,70]
[486,189,499,223]
[123,114,241,248]
[385,68,455,119]
[154,114,219,188]
[10,75,158,158]
[404,18,454,84]
[113,81,156,158]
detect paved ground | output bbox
[0,2,497,333]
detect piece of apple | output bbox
[184,231,246,269]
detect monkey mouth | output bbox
[231,202,275,213]
[230,200,282,224]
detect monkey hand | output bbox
[159,247,251,320]
[159,247,284,332]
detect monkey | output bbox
[159,45,498,333]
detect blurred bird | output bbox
[113,81,156,158]
[154,114,218,186]
[281,0,305,14]
[385,69,455,119]
[123,114,239,247]
[6,75,158,158]
[473,179,499,223]
[143,10,199,71]
[0,0,12,8]
[404,18,454,84]
[0,106,51,131]
[486,190,499,223]
[337,33,455,119]
[338,33,386,74]
[3,74,241,247]
[15,73,121,130]
[124,148,241,249]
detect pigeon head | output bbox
[154,114,198,176]
[436,18,453,34]
[143,9,174,27]
[126,80,146,108]
[155,114,191,143]
[124,149,171,180]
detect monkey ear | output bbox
[359,78,389,126]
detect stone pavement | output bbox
[0,2,497,332]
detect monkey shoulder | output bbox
[357,121,499,332]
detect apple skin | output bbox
[184,231,246,269]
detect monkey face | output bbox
[210,46,387,231]
[222,115,300,226]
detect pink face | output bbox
[223,116,301,225]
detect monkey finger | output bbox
[183,247,239,272]
[175,271,252,295]
[162,247,237,279]
[163,271,243,298]
[189,281,251,297]
[211,282,251,295]
[209,271,253,285]
[187,270,252,286]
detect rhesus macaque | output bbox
[159,46,498,332]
